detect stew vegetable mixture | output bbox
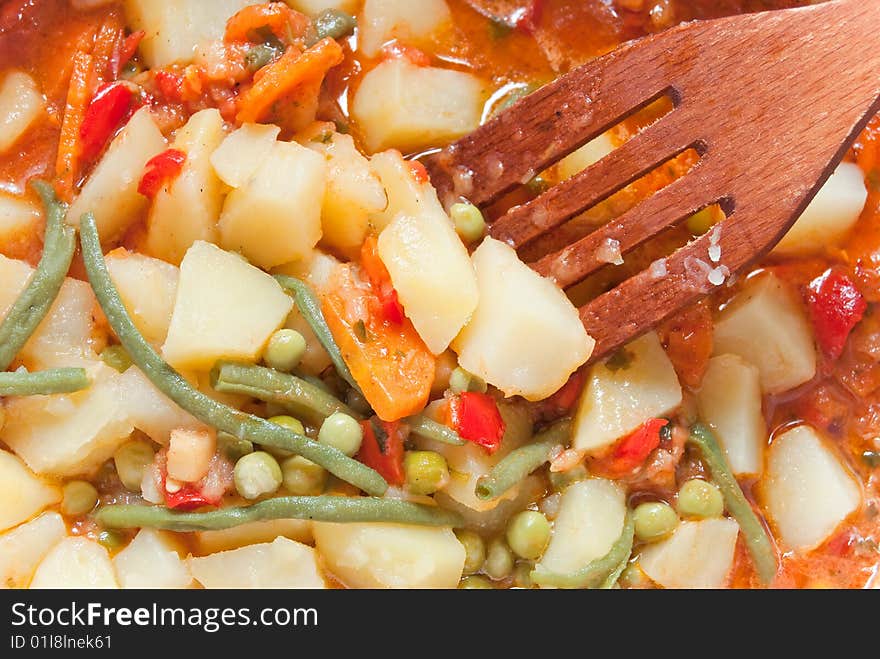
[0,0,878,589]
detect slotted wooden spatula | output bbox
[424,0,880,363]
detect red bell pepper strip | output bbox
[604,418,669,476]
[361,235,405,325]
[357,419,406,486]
[164,484,218,511]
[78,81,136,164]
[806,269,867,360]
[113,29,145,77]
[138,149,187,200]
[449,392,506,454]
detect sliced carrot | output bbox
[55,38,96,201]
[225,2,310,44]
[91,11,124,84]
[236,38,344,124]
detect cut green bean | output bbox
[0,182,75,371]
[530,512,635,589]
[0,368,89,396]
[405,414,466,446]
[476,419,572,501]
[689,424,778,585]
[79,214,387,497]
[95,495,462,531]
[274,275,360,393]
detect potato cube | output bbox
[210,122,280,189]
[167,428,216,483]
[30,537,118,588]
[119,366,207,444]
[0,192,40,255]
[358,0,451,57]
[284,0,359,16]
[114,529,192,588]
[0,451,61,532]
[368,148,443,231]
[0,512,66,589]
[194,519,313,555]
[106,249,179,346]
[0,71,44,153]
[189,537,325,588]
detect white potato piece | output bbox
[106,249,179,346]
[114,529,192,588]
[30,537,118,589]
[2,363,134,477]
[378,209,477,354]
[774,163,868,256]
[167,428,215,483]
[537,479,626,580]
[760,425,861,551]
[359,0,450,57]
[555,133,616,181]
[697,354,767,476]
[713,273,816,394]
[0,451,61,533]
[314,521,463,588]
[120,366,206,444]
[162,241,293,370]
[124,0,258,68]
[194,519,313,555]
[189,537,325,588]
[283,310,332,375]
[453,238,594,400]
[0,192,40,248]
[0,512,66,589]
[219,140,326,268]
[285,0,358,15]
[0,71,44,153]
[309,132,386,258]
[639,518,740,589]
[368,149,443,231]
[210,122,280,189]
[146,109,226,265]
[353,60,483,153]
[68,107,166,243]
[573,331,682,454]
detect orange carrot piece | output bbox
[225,2,310,44]
[55,41,95,201]
[91,12,124,84]
[236,38,344,124]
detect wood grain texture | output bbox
[424,0,880,362]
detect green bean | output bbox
[689,424,778,585]
[530,512,635,589]
[314,8,357,40]
[0,368,89,396]
[78,214,387,497]
[475,419,572,501]
[404,414,466,446]
[0,182,75,371]
[95,495,462,531]
[274,275,360,393]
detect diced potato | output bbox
[639,518,739,589]
[0,71,44,153]
[124,0,258,68]
[378,209,477,354]
[30,537,118,589]
[145,109,226,265]
[67,107,166,243]
[106,249,179,346]
[167,428,215,482]
[0,254,32,323]
[283,309,332,375]
[572,331,682,454]
[161,241,294,370]
[760,425,861,551]
[285,0,358,15]
[194,519,313,555]
[313,521,463,588]
[452,238,594,400]
[120,366,207,444]
[0,512,66,589]
[697,354,767,476]
[113,529,192,588]
[2,363,134,477]
[537,480,626,579]
[358,0,451,57]
[353,59,483,153]
[368,149,443,231]
[309,132,386,259]
[774,163,868,256]
[554,133,616,181]
[0,451,61,533]
[0,192,40,252]
[189,537,326,588]
[210,122,280,189]
[713,273,816,394]
[219,140,326,269]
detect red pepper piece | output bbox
[514,0,546,34]
[607,418,669,475]
[113,29,145,77]
[407,160,430,185]
[361,234,405,325]
[806,269,867,360]
[78,81,135,163]
[164,484,217,511]
[153,69,185,103]
[450,392,506,454]
[138,148,187,199]
[357,419,406,486]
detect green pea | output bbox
[633,501,679,542]
[676,479,724,519]
[455,530,486,575]
[113,439,156,492]
[450,202,486,243]
[217,432,254,461]
[61,480,99,516]
[404,451,449,495]
[448,367,487,394]
[484,537,514,580]
[96,529,126,551]
[264,329,307,372]
[314,8,357,40]
[506,510,551,560]
[100,345,132,373]
[318,412,363,456]
[281,455,328,496]
[459,575,494,589]
[234,451,282,500]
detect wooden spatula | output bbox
[424,0,880,363]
